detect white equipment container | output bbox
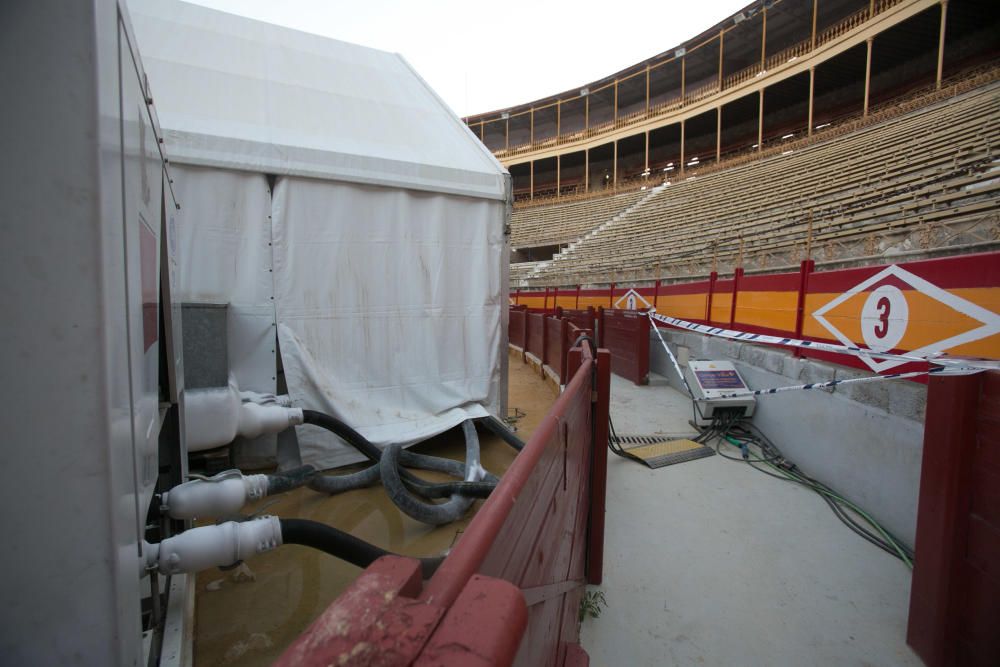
[686,360,757,426]
[0,1,185,664]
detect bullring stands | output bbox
[511,189,645,249]
[514,83,999,285]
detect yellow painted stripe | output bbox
[710,293,732,323]
[734,290,799,331]
[654,293,707,320]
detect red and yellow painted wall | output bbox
[512,251,1000,372]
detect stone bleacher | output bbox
[512,83,1000,285]
[510,189,645,250]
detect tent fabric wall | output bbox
[272,178,505,470]
[128,0,510,469]
[169,164,276,393]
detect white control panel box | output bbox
[685,360,756,426]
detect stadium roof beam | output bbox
[492,0,995,202]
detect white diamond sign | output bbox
[811,265,1000,372]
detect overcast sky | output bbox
[185,0,751,117]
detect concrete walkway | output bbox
[580,373,922,667]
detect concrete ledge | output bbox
[542,364,562,393]
[525,351,544,377]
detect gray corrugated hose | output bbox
[379,420,484,526]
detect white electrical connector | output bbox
[184,376,304,452]
[143,516,283,575]
[161,470,269,520]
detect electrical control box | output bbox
[685,360,756,426]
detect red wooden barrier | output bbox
[907,370,1000,667]
[509,308,527,349]
[598,307,650,385]
[277,344,612,666]
[562,307,596,332]
[544,316,568,382]
[526,313,546,361]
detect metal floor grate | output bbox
[612,434,697,445]
[613,434,715,469]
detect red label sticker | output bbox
[140,221,158,352]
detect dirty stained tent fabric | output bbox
[128,0,510,469]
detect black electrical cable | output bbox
[279,518,443,578]
[302,410,382,463]
[606,415,642,463]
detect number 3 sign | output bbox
[861,284,909,353]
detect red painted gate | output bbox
[598,307,650,385]
[907,370,1000,666]
[561,307,596,333]
[509,306,527,349]
[526,313,546,361]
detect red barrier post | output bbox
[576,284,581,309]
[587,348,611,585]
[907,371,1000,667]
[653,279,661,310]
[544,316,568,382]
[559,317,569,381]
[637,310,650,385]
[526,313,546,361]
[729,267,743,327]
[608,283,615,308]
[541,313,549,366]
[705,271,717,322]
[793,260,814,358]
[521,308,528,363]
[508,308,525,349]
[597,306,605,348]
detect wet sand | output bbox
[193,351,556,665]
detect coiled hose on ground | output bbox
[301,410,504,525]
[380,420,481,526]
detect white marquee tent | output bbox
[128,0,510,469]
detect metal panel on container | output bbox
[120,10,165,534]
[0,2,179,664]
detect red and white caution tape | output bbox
[647,310,997,399]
